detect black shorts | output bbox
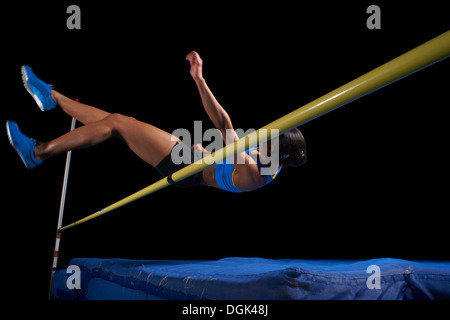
[155,142,203,188]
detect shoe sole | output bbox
[21,66,45,112]
[6,121,32,169]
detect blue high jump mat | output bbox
[51,257,450,300]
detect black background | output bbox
[2,1,448,300]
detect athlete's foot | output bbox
[6,120,43,169]
[21,65,57,112]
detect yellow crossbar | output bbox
[59,31,450,232]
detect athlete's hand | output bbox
[192,144,210,154]
[186,51,204,81]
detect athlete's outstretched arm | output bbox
[186,51,236,144]
[186,51,265,190]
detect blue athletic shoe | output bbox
[21,65,56,112]
[6,120,43,169]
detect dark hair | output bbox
[277,128,307,167]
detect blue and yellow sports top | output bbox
[214,147,282,193]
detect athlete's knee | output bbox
[106,113,136,125]
[105,113,136,136]
[108,112,133,120]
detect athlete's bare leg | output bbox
[51,90,110,124]
[34,111,180,168]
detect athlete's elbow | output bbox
[216,117,234,140]
[216,112,232,131]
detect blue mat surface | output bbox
[51,257,450,300]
